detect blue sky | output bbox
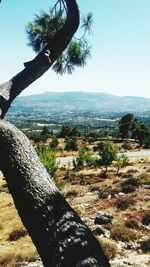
[1,0,150,98]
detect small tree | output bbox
[36,146,58,177]
[65,138,78,151]
[116,153,129,175]
[118,113,134,140]
[50,137,59,150]
[134,123,150,146]
[96,141,117,177]
[74,146,94,169]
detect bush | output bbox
[121,184,137,194]
[116,153,129,175]
[111,225,138,242]
[122,141,131,150]
[140,239,150,253]
[121,178,139,193]
[96,236,118,260]
[8,228,27,241]
[125,219,139,229]
[50,137,59,150]
[36,145,58,177]
[123,177,140,187]
[65,138,78,151]
[142,211,150,226]
[96,141,117,176]
[65,189,78,198]
[115,196,135,210]
[74,146,94,169]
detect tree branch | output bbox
[0,0,80,118]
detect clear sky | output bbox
[1,0,150,98]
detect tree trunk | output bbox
[0,1,110,266]
[0,120,110,267]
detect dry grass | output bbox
[0,154,150,266]
[110,224,139,242]
[0,184,37,266]
[96,236,118,260]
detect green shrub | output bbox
[50,137,59,150]
[74,146,94,169]
[116,153,129,175]
[36,145,58,177]
[65,138,78,151]
[122,141,131,150]
[123,177,140,187]
[96,141,117,176]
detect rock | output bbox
[19,258,43,267]
[94,211,113,225]
[91,225,110,238]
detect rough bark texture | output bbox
[0,120,110,267]
[0,1,111,266]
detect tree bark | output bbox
[0,1,111,266]
[0,120,110,267]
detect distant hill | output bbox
[9,91,150,113]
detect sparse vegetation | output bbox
[96,141,117,176]
[140,238,150,253]
[36,145,58,177]
[115,196,135,210]
[125,218,139,229]
[1,125,150,266]
[96,236,118,260]
[8,228,27,241]
[111,224,138,242]
[142,211,150,226]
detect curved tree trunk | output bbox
[0,1,110,266]
[0,120,110,267]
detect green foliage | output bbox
[26,3,92,75]
[122,141,131,150]
[26,130,49,143]
[116,153,129,175]
[59,125,80,138]
[50,137,59,150]
[65,138,78,151]
[123,177,140,187]
[36,145,58,177]
[74,146,95,169]
[118,113,134,140]
[96,141,117,176]
[41,126,50,136]
[26,10,65,53]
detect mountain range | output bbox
[9,91,150,113]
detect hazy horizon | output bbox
[1,1,150,98]
[20,90,150,100]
